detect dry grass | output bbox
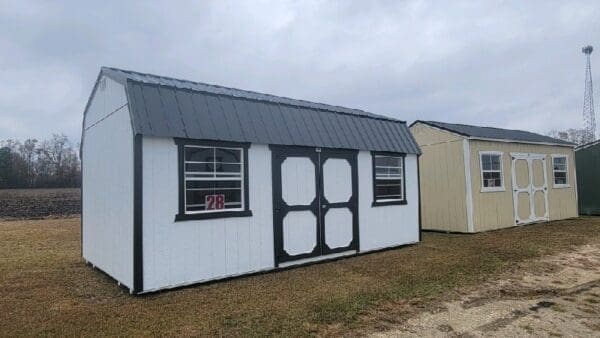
[1,217,599,336]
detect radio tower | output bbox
[582,45,596,143]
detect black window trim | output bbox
[174,138,252,221]
[371,151,407,207]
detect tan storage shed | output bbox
[410,121,578,233]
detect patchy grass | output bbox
[1,217,599,336]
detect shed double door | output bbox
[510,153,549,225]
[271,146,359,266]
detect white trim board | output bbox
[468,137,575,148]
[463,140,474,232]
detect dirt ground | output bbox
[0,188,80,220]
[373,243,600,337]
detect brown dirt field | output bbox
[0,217,599,336]
[0,188,80,220]
[373,243,600,337]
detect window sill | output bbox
[481,187,505,193]
[552,184,570,189]
[372,200,407,207]
[175,210,253,222]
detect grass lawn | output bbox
[1,217,599,336]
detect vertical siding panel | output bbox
[213,220,227,277]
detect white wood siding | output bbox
[358,152,420,251]
[83,76,128,130]
[82,76,133,289]
[141,138,274,291]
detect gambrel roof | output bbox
[95,67,421,154]
[412,120,575,147]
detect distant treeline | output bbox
[0,134,80,189]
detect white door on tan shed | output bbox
[510,153,549,225]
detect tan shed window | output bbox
[551,155,569,188]
[480,152,504,192]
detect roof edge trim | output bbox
[468,137,576,148]
[411,120,576,147]
[575,139,600,150]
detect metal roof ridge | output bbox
[103,66,406,124]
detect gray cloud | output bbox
[1,0,599,142]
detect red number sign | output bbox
[205,194,225,210]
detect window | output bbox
[552,155,569,188]
[372,152,406,206]
[480,152,504,192]
[175,139,251,221]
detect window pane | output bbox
[481,155,491,170]
[185,162,214,173]
[186,180,241,190]
[554,172,567,185]
[185,147,213,162]
[375,179,402,200]
[182,145,245,214]
[186,188,242,212]
[483,171,502,188]
[215,163,241,173]
[375,156,401,167]
[490,155,501,170]
[375,166,402,177]
[553,157,566,171]
[215,148,241,163]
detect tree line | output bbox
[547,128,589,146]
[0,134,80,189]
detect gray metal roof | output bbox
[101,67,421,154]
[413,120,575,147]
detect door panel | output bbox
[283,211,317,256]
[511,153,549,225]
[324,208,354,249]
[272,146,358,266]
[272,147,320,264]
[281,157,316,206]
[319,150,359,255]
[515,159,530,189]
[532,159,544,188]
[517,192,531,221]
[323,158,352,203]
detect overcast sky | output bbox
[1,1,599,143]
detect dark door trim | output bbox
[270,145,359,267]
[319,148,359,256]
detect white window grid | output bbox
[183,145,244,214]
[480,151,505,192]
[551,154,569,188]
[374,155,404,202]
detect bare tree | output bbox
[19,139,37,187]
[0,134,80,189]
[547,128,588,146]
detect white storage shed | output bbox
[81,67,421,294]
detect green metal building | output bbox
[576,140,600,215]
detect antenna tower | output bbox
[582,45,596,143]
